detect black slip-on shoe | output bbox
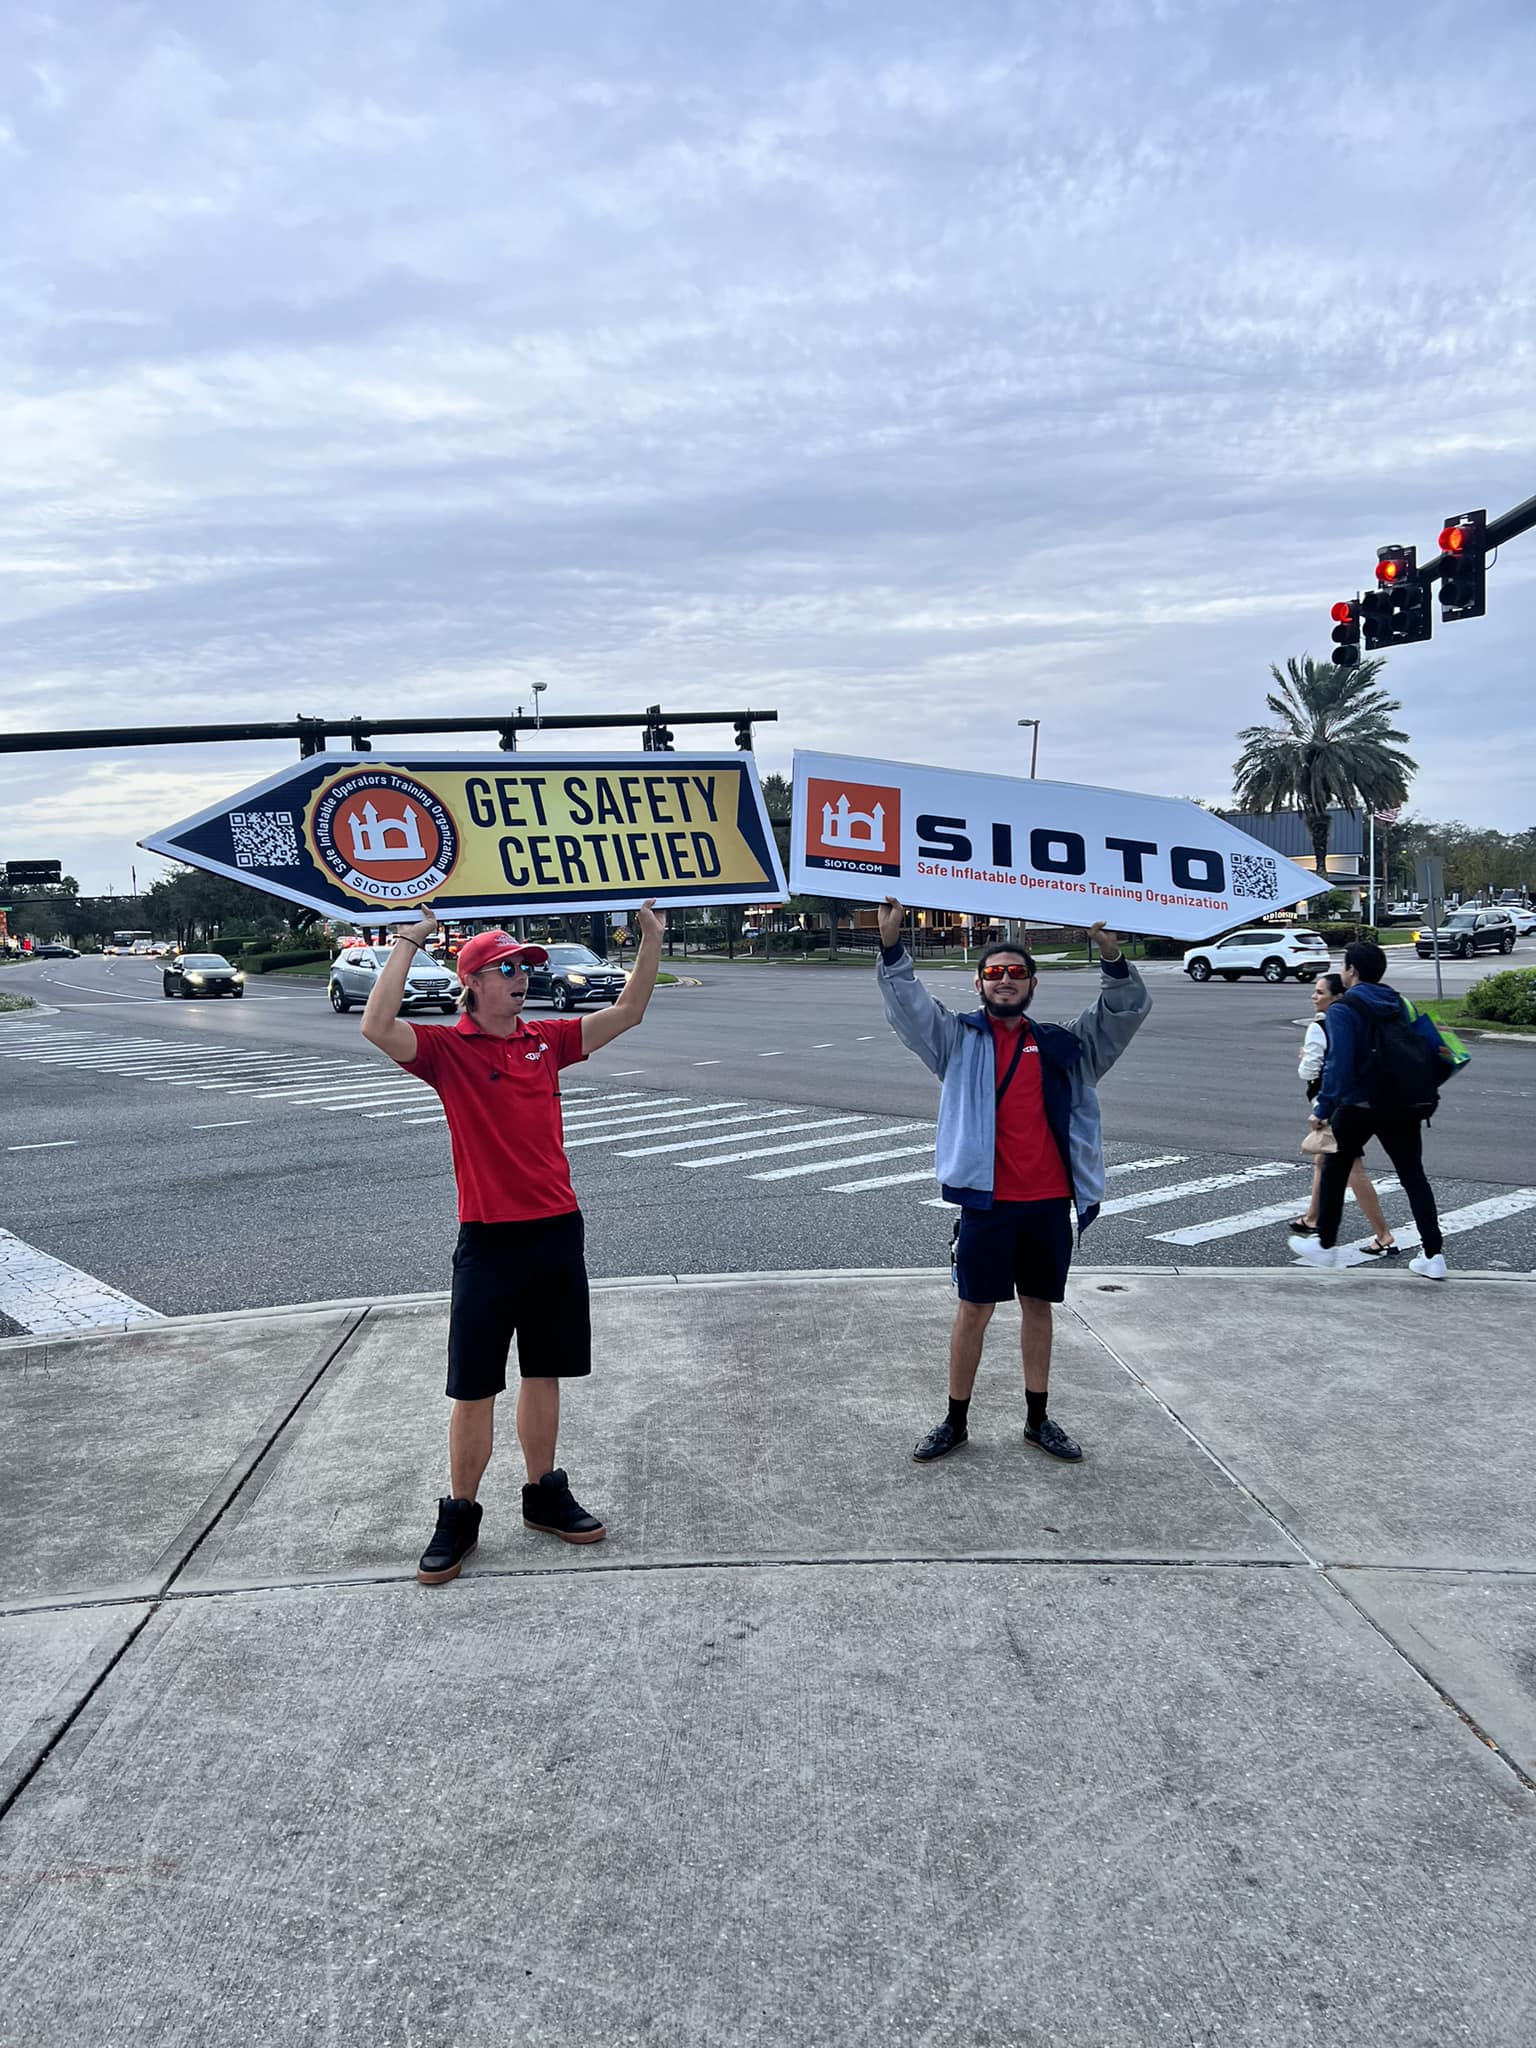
[1024,1416,1083,1462]
[417,1496,482,1584]
[523,1469,606,1545]
[913,1417,968,1463]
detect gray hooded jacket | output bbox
[876,947,1152,1233]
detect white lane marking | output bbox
[680,1124,929,1169]
[0,1227,162,1335]
[825,1167,938,1192]
[1155,1180,1402,1247]
[855,1035,876,1041]
[609,1070,646,1076]
[1098,1164,1299,1217]
[812,1043,835,1049]
[8,1140,78,1151]
[618,1113,848,1157]
[1106,1154,1189,1176]
[192,1120,254,1129]
[757,1051,785,1058]
[561,1098,690,1124]
[692,1059,722,1066]
[564,1107,780,1148]
[758,1146,935,1183]
[1341,1187,1536,1256]
[38,978,162,1002]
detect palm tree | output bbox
[1232,657,1416,882]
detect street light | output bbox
[1017,719,1040,778]
[531,680,548,730]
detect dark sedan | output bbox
[1414,910,1517,960]
[31,942,81,958]
[524,944,627,1011]
[163,952,246,998]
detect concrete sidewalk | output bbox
[2,1266,1534,2046]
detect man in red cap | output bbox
[361,900,666,1582]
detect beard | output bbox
[980,985,1032,1018]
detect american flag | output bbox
[1373,806,1402,826]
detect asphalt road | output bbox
[3,945,1534,1327]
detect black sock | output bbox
[1026,1390,1048,1431]
[946,1396,970,1434]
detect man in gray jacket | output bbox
[876,899,1151,1465]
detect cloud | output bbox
[2,0,1535,891]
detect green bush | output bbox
[242,947,332,975]
[1315,923,1378,946]
[1463,967,1536,1027]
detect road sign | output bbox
[790,752,1329,942]
[4,860,62,885]
[141,752,787,923]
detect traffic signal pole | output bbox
[1416,489,1536,585]
[0,709,777,757]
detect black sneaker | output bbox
[522,1469,606,1545]
[1024,1415,1083,1461]
[417,1496,482,1584]
[913,1417,968,1462]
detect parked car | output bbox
[524,944,628,1010]
[30,941,81,958]
[1182,928,1333,984]
[328,945,460,1013]
[1415,910,1517,960]
[163,952,246,998]
[1510,909,1536,938]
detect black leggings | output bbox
[1317,1107,1443,1255]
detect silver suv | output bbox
[328,945,460,1014]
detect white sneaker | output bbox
[1409,1252,1449,1281]
[1289,1235,1365,1271]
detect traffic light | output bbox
[642,706,674,752]
[1438,510,1486,621]
[734,717,754,751]
[1360,587,1393,652]
[1329,600,1361,668]
[1374,544,1430,646]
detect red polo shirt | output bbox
[400,1013,587,1223]
[991,1019,1071,1203]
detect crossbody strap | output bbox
[995,1028,1029,1107]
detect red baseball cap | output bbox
[455,930,549,976]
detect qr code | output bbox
[230,810,301,870]
[1232,851,1279,900]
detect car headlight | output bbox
[566,972,588,986]
[187,972,205,984]
[234,970,246,982]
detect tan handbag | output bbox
[1301,1123,1337,1156]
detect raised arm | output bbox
[360,908,438,1065]
[874,895,961,1077]
[1062,923,1151,1083]
[582,900,666,1054]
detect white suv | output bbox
[1183,927,1333,985]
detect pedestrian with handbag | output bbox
[1290,971,1399,1259]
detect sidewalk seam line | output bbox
[0,1309,370,1826]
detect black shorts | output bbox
[954,1198,1075,1305]
[446,1212,591,1400]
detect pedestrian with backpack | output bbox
[1290,971,1399,1257]
[1289,940,1450,1279]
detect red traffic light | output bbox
[1439,523,1467,554]
[1376,557,1404,584]
[1330,600,1356,622]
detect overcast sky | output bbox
[3,0,1533,894]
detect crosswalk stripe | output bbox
[754,1145,936,1183]
[822,1164,941,1192]
[1107,1154,1188,1176]
[561,1097,691,1124]
[681,1124,929,1170]
[0,1226,162,1336]
[1098,1163,1299,1217]
[618,1112,846,1157]
[1342,1187,1536,1256]
[564,1106,788,1149]
[1155,1180,1403,1246]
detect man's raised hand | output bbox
[1087,921,1122,962]
[400,906,439,949]
[636,898,666,943]
[877,897,905,950]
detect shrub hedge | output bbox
[242,947,333,975]
[1463,967,1536,1027]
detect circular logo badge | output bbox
[306,768,460,904]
